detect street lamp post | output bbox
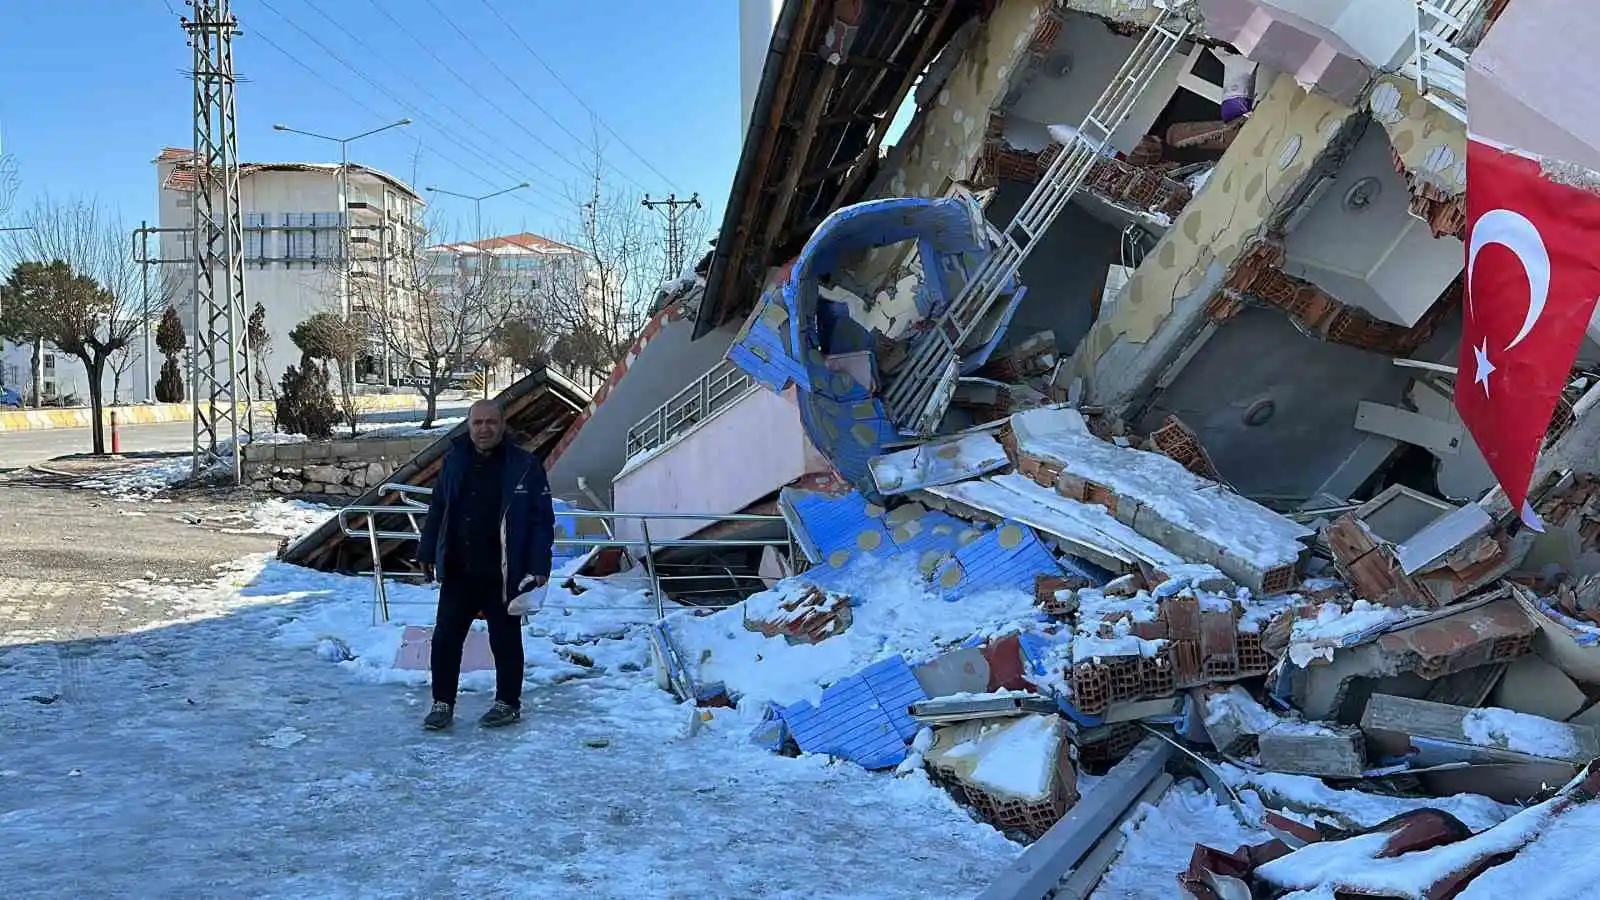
[422,183,530,399]
[424,182,531,242]
[271,118,411,318]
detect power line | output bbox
[477,0,680,191]
[249,0,566,219]
[353,0,600,190]
[292,0,570,205]
[417,0,653,195]
[248,25,565,221]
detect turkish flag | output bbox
[1458,138,1600,526]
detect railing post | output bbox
[640,518,665,621]
[366,513,390,625]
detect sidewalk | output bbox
[0,394,429,433]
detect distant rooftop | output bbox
[153,147,423,201]
[427,232,583,257]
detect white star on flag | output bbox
[1472,339,1496,396]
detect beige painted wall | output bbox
[1365,76,1468,199]
[1070,74,1360,378]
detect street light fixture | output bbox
[424,182,531,242]
[271,118,411,317]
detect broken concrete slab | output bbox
[922,473,1230,584]
[1488,654,1588,722]
[909,692,1060,725]
[911,645,993,699]
[868,431,1011,495]
[1256,725,1366,779]
[1197,685,1270,756]
[1101,695,1185,724]
[1324,511,1526,609]
[974,737,1172,900]
[1005,407,1311,594]
[1289,595,1536,720]
[926,714,1079,840]
[1361,693,1600,765]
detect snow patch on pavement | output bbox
[0,553,1022,897]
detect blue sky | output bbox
[0,0,741,245]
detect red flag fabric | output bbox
[1459,138,1600,525]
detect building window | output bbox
[286,212,316,262]
[245,212,268,264]
[42,353,55,376]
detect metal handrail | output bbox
[1408,0,1490,122]
[624,358,757,459]
[336,484,795,623]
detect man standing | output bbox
[416,399,556,730]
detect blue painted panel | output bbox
[723,193,1012,499]
[771,655,929,770]
[935,520,1062,597]
[780,488,895,568]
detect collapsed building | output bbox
[285,0,1600,896]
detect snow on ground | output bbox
[1090,779,1270,900]
[1455,801,1600,899]
[671,555,1041,709]
[355,417,463,439]
[0,556,1021,898]
[210,498,336,540]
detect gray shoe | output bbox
[423,701,454,731]
[479,700,521,728]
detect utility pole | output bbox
[642,192,701,277]
[184,0,252,482]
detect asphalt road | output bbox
[0,403,473,470]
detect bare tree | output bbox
[542,149,661,390]
[1,196,155,454]
[359,215,531,428]
[108,343,135,404]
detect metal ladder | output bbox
[1407,0,1487,123]
[882,1,1199,433]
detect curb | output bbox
[0,394,429,434]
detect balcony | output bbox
[1405,0,1498,121]
[613,362,829,544]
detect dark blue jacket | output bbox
[417,435,556,603]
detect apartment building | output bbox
[151,146,426,394]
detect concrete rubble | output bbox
[642,254,1600,895]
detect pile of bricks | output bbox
[1143,415,1219,480]
[1065,593,1281,717]
[929,740,1079,840]
[1084,155,1194,217]
[1324,513,1516,609]
[1035,574,1094,619]
[743,584,853,645]
[1211,239,1458,359]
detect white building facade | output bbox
[152,146,426,398]
[1,149,427,408]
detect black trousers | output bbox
[431,572,525,708]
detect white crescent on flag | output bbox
[1467,208,1551,352]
